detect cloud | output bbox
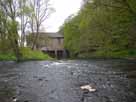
[42,0,82,32]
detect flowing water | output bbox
[0,59,136,102]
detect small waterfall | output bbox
[63,49,67,58]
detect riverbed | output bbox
[0,59,136,102]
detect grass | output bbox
[0,47,51,61]
[20,47,51,61]
[0,53,16,61]
[78,49,136,59]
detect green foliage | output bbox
[62,0,136,58]
[94,49,136,58]
[63,16,81,55]
[0,53,16,61]
[0,39,13,52]
[78,49,136,59]
[0,47,51,61]
[0,0,55,61]
[20,47,51,60]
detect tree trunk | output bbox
[32,24,39,50]
[8,34,22,62]
[14,39,22,62]
[10,20,22,62]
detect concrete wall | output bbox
[27,33,64,50]
[49,38,64,50]
[40,36,64,50]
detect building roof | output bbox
[36,32,64,38]
[46,32,64,38]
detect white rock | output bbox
[13,98,17,102]
[80,85,96,92]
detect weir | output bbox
[42,49,69,59]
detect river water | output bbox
[0,59,136,102]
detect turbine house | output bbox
[27,32,69,58]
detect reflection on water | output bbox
[0,81,15,102]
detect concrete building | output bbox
[27,32,68,58]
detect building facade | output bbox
[27,32,68,58]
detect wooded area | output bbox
[0,0,53,61]
[0,0,136,60]
[61,0,136,58]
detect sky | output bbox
[43,0,83,32]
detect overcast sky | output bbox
[43,0,82,32]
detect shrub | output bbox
[0,47,51,61]
[20,47,51,60]
[0,53,16,61]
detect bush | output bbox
[0,47,51,61]
[94,49,136,58]
[0,53,16,61]
[77,49,136,59]
[20,47,51,60]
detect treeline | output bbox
[0,0,53,61]
[61,0,136,58]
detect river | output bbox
[0,59,136,102]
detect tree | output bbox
[0,0,22,61]
[62,0,136,58]
[0,0,54,61]
[18,0,31,47]
[28,0,55,50]
[0,7,10,52]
